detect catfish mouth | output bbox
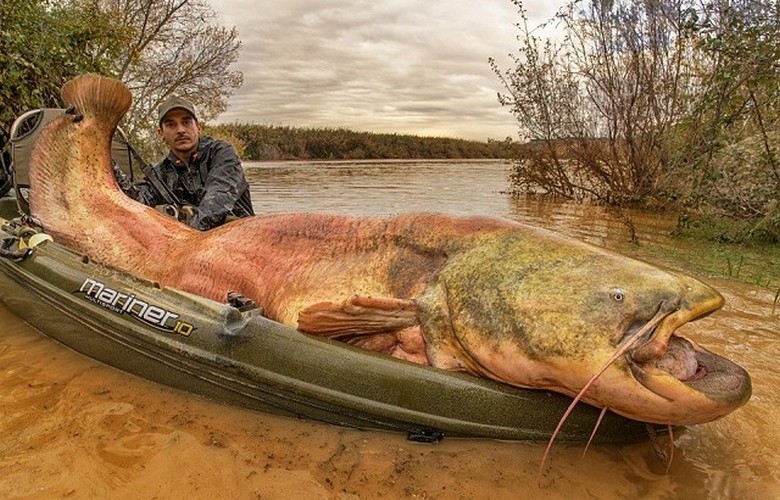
[623,307,752,414]
[628,334,751,406]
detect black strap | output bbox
[123,138,149,182]
[142,165,182,207]
[234,187,254,216]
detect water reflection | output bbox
[245,159,515,216]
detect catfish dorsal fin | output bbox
[61,74,132,130]
[297,295,419,337]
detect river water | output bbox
[1,160,778,499]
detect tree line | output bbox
[493,0,780,243]
[204,123,519,161]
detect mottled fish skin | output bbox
[29,74,751,426]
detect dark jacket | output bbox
[135,137,254,230]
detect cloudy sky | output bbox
[212,0,565,141]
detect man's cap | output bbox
[158,96,198,125]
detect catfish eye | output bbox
[611,289,625,302]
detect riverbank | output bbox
[642,235,780,314]
[592,211,780,314]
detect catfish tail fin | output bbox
[61,74,131,130]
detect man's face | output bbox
[157,108,200,156]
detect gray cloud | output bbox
[213,0,564,140]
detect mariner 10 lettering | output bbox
[76,277,194,336]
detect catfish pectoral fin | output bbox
[297,296,428,364]
[297,294,419,337]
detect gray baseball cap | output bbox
[157,96,198,125]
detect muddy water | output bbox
[1,160,778,499]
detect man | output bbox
[134,96,254,230]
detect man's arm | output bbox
[190,141,250,230]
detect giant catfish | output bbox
[28,74,751,427]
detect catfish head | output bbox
[418,228,752,425]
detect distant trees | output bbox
[494,0,780,242]
[205,124,519,161]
